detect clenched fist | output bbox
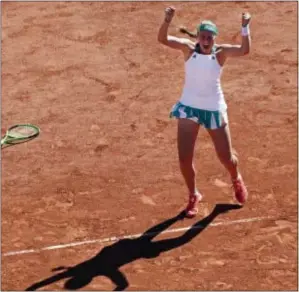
[242,12,251,27]
[164,6,175,23]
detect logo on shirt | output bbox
[192,54,196,59]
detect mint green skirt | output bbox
[170,102,228,129]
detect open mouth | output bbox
[203,44,210,50]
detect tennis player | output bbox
[158,6,251,217]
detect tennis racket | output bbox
[1,124,40,148]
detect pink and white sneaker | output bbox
[232,175,248,204]
[185,191,203,218]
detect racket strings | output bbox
[8,125,39,139]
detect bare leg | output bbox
[177,118,200,194]
[207,124,239,180]
[207,123,248,203]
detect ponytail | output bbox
[179,26,197,38]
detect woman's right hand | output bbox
[164,6,175,23]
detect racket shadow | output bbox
[25,203,242,291]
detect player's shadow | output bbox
[26,203,241,291]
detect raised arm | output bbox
[157,6,194,54]
[220,13,251,58]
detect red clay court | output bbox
[1,1,298,290]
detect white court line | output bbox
[3,216,271,257]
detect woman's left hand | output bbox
[242,12,251,27]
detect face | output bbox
[197,31,215,54]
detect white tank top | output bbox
[179,48,227,111]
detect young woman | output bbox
[158,6,251,218]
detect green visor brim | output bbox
[197,23,218,36]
